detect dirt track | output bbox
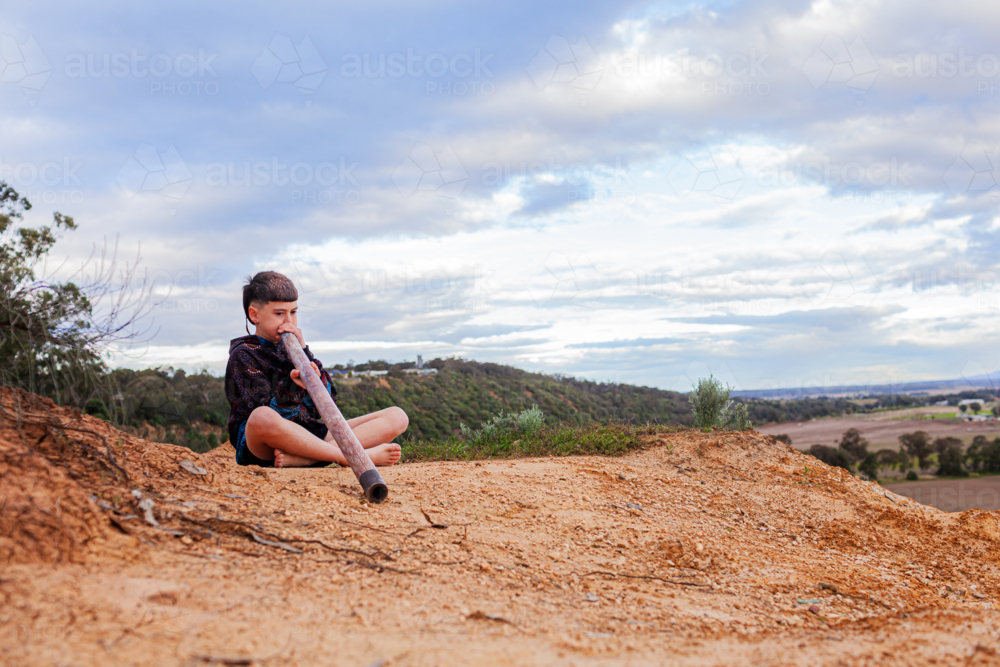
[2,388,1000,666]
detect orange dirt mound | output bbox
[1,387,999,666]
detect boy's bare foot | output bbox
[367,442,401,466]
[272,443,400,468]
[273,449,319,468]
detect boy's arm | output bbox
[225,349,272,422]
[303,347,338,401]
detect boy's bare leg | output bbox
[266,406,407,468]
[245,407,402,468]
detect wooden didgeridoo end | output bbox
[280,333,388,503]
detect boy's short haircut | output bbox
[242,271,298,325]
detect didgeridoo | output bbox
[280,333,388,503]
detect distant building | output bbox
[403,368,437,375]
[416,354,423,369]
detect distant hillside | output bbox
[335,358,693,442]
[92,358,869,450]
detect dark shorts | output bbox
[234,420,331,468]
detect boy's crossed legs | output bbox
[245,405,406,468]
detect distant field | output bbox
[884,476,1000,512]
[756,411,1000,449]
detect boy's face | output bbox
[249,300,297,342]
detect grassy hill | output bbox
[90,357,869,451]
[335,358,692,442]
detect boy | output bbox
[225,271,406,468]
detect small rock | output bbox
[626,502,642,510]
[179,459,208,475]
[585,593,599,602]
[809,605,820,614]
[618,474,626,480]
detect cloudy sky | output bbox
[3,0,1000,393]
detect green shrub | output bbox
[459,404,544,446]
[403,418,668,463]
[731,403,753,431]
[905,470,919,480]
[184,428,210,454]
[690,376,733,430]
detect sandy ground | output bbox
[3,388,1000,667]
[757,414,1000,450]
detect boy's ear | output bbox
[248,304,259,324]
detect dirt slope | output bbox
[1,387,999,667]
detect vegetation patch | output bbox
[402,417,669,462]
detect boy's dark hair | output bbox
[242,271,298,331]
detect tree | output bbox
[858,452,880,481]
[895,446,913,473]
[934,437,967,477]
[876,449,899,468]
[992,403,1000,418]
[984,438,1000,473]
[899,431,934,471]
[970,402,982,414]
[0,182,155,409]
[934,436,963,455]
[959,404,968,413]
[773,434,792,445]
[808,444,853,472]
[966,435,987,472]
[839,428,869,462]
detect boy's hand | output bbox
[291,361,320,389]
[276,322,306,349]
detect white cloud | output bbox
[4,0,1000,390]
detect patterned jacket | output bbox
[224,334,338,447]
